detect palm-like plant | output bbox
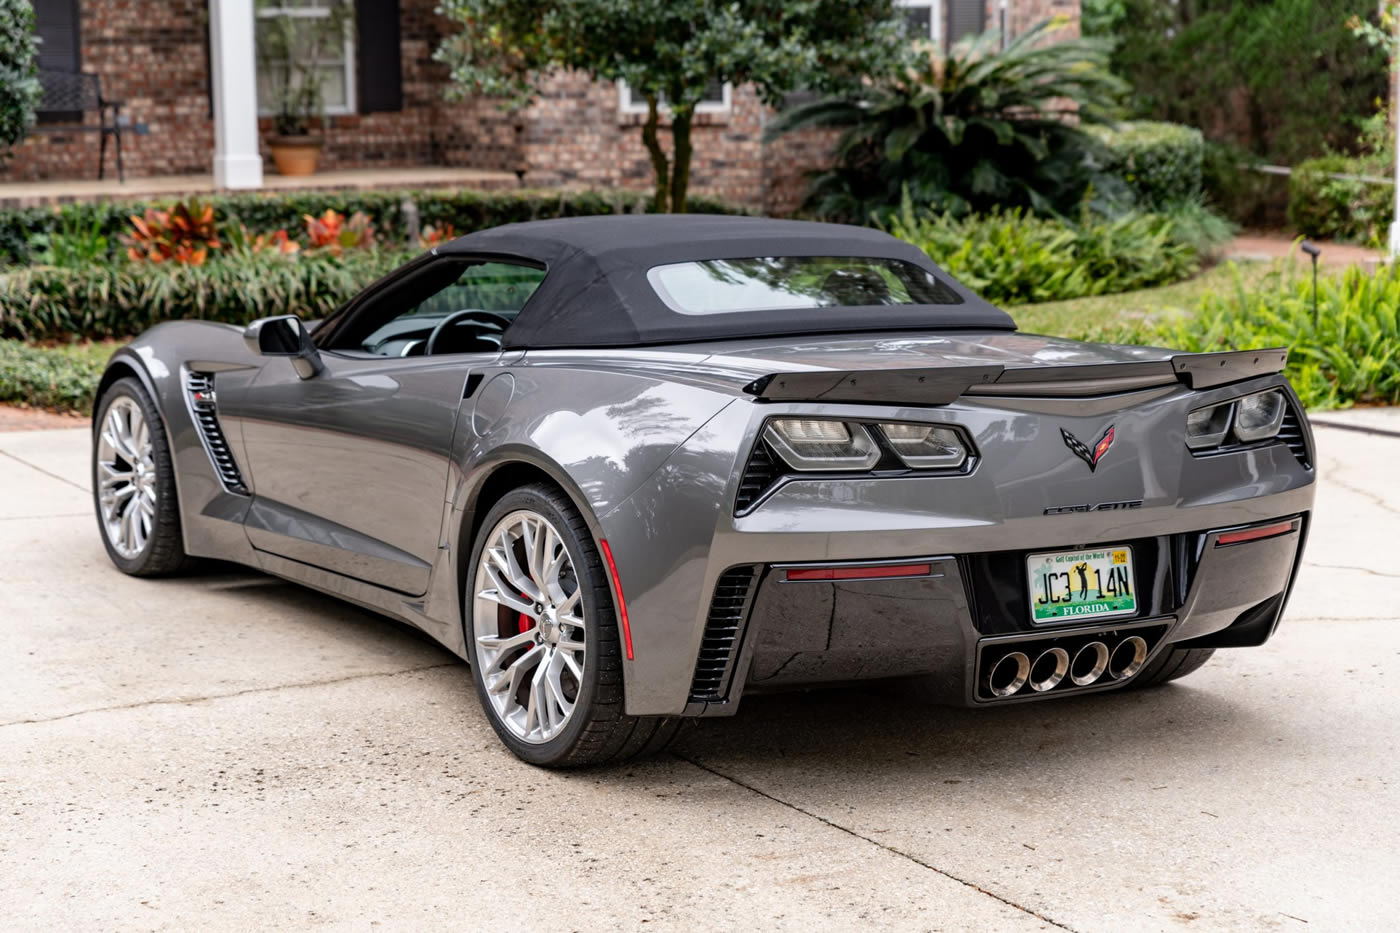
[766,20,1129,223]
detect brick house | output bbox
[7,0,1080,214]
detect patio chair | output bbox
[34,71,125,182]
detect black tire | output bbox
[464,482,679,767]
[1128,646,1215,689]
[92,377,189,576]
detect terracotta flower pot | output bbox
[268,136,325,176]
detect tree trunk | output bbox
[641,94,670,213]
[669,106,694,214]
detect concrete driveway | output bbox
[2,420,1395,931]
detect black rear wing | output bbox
[741,348,1289,404]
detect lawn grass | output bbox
[1011,261,1279,341]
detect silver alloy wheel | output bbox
[472,509,586,744]
[96,396,157,559]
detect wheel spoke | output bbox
[479,565,537,616]
[489,539,541,602]
[545,649,576,719]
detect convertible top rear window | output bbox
[647,256,964,316]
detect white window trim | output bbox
[255,4,357,117]
[616,80,732,116]
[896,0,943,49]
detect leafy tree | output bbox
[436,0,904,212]
[0,0,41,152]
[766,21,1128,223]
[1087,0,1387,164]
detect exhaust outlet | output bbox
[1070,641,1110,686]
[1109,636,1148,680]
[987,651,1031,697]
[1028,647,1069,692]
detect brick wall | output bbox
[517,72,767,209]
[0,0,521,184]
[3,0,214,182]
[1,0,1082,216]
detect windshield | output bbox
[646,256,964,316]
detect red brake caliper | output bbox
[518,592,534,635]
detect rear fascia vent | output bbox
[184,370,249,495]
[1277,403,1311,470]
[688,566,760,703]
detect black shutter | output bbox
[356,0,402,113]
[945,0,987,51]
[35,0,82,123]
[35,0,81,72]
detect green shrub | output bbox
[1087,121,1204,210]
[0,0,41,151]
[1150,261,1400,410]
[1287,155,1393,244]
[1202,140,1288,229]
[766,20,1127,223]
[0,249,412,341]
[888,201,1198,305]
[0,187,745,266]
[0,340,109,411]
[1155,198,1237,260]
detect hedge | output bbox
[1089,121,1205,210]
[0,187,747,266]
[0,339,109,410]
[1286,155,1392,245]
[0,249,411,341]
[888,203,1199,306]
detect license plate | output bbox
[1027,545,1137,624]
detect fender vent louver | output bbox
[1277,404,1310,469]
[688,566,760,703]
[734,440,781,513]
[184,371,248,495]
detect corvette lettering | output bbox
[1044,500,1144,515]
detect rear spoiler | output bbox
[741,348,1289,404]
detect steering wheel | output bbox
[424,310,512,356]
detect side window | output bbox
[359,261,546,357]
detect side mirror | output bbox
[243,315,325,380]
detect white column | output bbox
[209,0,263,189]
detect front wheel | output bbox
[92,377,188,576]
[465,483,678,767]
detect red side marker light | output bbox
[599,539,634,660]
[1216,521,1296,546]
[785,562,932,582]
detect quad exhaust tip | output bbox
[987,651,1031,697]
[984,633,1155,699]
[1109,636,1148,680]
[1070,641,1110,686]
[1028,647,1069,692]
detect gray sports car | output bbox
[91,216,1315,767]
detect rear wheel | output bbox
[92,377,188,576]
[465,483,679,767]
[1128,646,1215,689]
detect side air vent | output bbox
[184,371,249,495]
[688,566,760,703]
[734,440,781,513]
[1277,404,1311,469]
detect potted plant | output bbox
[255,0,353,176]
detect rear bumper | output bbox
[685,513,1307,715]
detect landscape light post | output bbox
[1300,241,1322,329]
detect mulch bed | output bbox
[0,405,88,432]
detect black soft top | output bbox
[440,215,1016,348]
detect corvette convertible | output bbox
[91,216,1315,766]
